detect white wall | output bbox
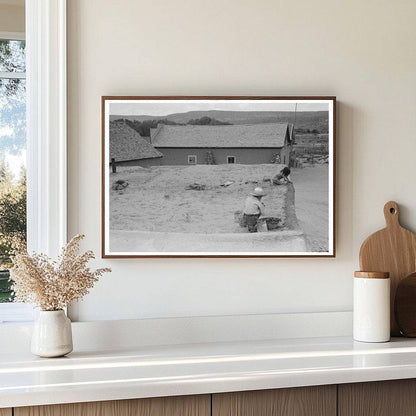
[67,0,416,322]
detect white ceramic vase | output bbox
[31,310,73,358]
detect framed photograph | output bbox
[102,96,336,258]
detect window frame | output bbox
[0,0,67,323]
[188,155,197,165]
[226,156,236,164]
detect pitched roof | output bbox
[151,123,291,148]
[110,122,163,162]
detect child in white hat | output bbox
[243,187,267,232]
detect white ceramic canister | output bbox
[353,271,390,342]
[31,310,73,357]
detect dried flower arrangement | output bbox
[10,234,111,311]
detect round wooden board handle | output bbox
[384,201,400,228]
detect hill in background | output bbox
[110,110,329,133]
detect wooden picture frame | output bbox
[102,96,336,258]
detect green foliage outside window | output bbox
[0,161,26,302]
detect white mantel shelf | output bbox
[3,336,416,408]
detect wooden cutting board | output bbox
[359,201,416,335]
[395,273,416,337]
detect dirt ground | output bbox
[290,165,329,252]
[110,164,288,234]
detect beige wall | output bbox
[0,4,24,33]
[67,0,416,321]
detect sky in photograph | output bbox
[110,100,330,116]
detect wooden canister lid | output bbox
[354,271,390,279]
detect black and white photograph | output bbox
[102,97,335,257]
